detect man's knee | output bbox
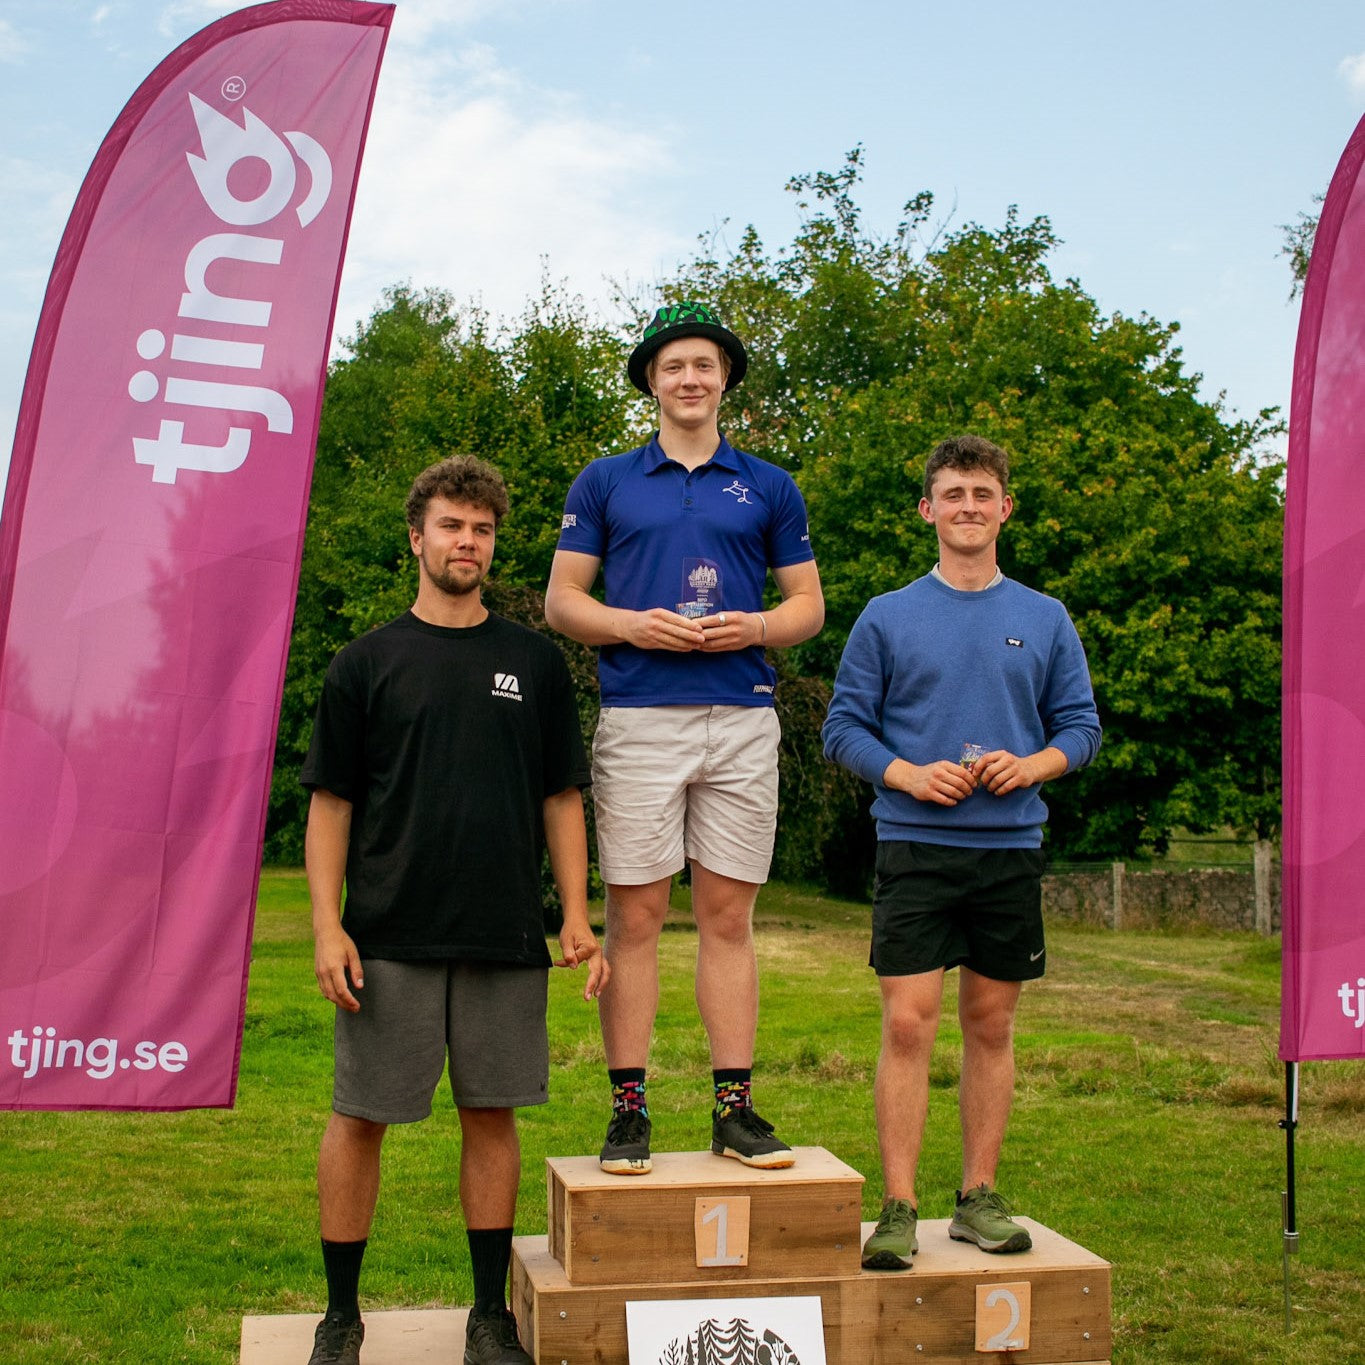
[326,1111,388,1147]
[458,1104,516,1138]
[959,975,1021,1051]
[881,997,940,1057]
[962,1008,1015,1053]
[605,881,671,943]
[691,867,759,943]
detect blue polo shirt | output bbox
[556,434,815,706]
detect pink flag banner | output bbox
[1281,108,1365,1062]
[0,1,392,1109]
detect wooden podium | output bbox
[512,1146,1111,1364]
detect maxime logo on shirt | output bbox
[753,684,774,694]
[492,672,523,701]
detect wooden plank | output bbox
[239,1309,469,1364]
[548,1145,863,1192]
[547,1146,863,1286]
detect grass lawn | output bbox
[2,873,1362,1362]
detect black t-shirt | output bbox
[300,611,589,964]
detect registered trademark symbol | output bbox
[221,75,247,101]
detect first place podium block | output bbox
[546,1147,863,1285]
[513,1146,1111,1365]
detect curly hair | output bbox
[405,455,510,531]
[922,434,1011,500]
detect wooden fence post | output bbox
[1110,860,1124,930]
[1254,839,1274,935]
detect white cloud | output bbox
[0,19,30,63]
[1339,51,1365,99]
[335,33,686,339]
[154,1,241,40]
[384,0,512,47]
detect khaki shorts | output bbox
[332,958,549,1123]
[591,704,780,886]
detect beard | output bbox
[424,557,486,598]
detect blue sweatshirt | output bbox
[822,573,1101,848]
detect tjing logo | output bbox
[128,94,334,485]
[1340,977,1365,1029]
[8,1026,189,1080]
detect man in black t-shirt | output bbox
[299,455,606,1365]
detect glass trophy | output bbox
[678,558,722,619]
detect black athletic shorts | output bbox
[870,840,1048,981]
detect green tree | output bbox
[665,153,1284,862]
[269,157,1285,879]
[265,283,630,862]
[1281,196,1321,299]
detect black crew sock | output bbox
[321,1237,367,1322]
[467,1227,514,1315]
[608,1066,648,1116]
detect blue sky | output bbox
[3,0,1364,498]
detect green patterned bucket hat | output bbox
[627,301,748,395]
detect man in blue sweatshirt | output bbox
[822,434,1100,1271]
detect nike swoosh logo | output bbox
[1029,949,1045,962]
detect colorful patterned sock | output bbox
[713,1068,752,1118]
[609,1067,648,1117]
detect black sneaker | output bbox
[464,1306,532,1364]
[599,1108,652,1174]
[711,1107,795,1169]
[307,1312,364,1365]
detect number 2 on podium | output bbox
[975,1281,1032,1352]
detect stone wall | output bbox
[1043,852,1281,933]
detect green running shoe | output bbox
[949,1183,1032,1253]
[861,1197,918,1270]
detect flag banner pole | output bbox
[1279,1060,1299,1333]
[0,1,393,1111]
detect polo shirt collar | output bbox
[644,432,741,473]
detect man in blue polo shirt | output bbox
[546,302,824,1175]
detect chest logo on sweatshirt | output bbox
[492,672,523,701]
[1006,637,1024,648]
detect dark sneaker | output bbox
[463,1306,532,1364]
[599,1108,652,1174]
[710,1107,795,1169]
[949,1183,1032,1253]
[307,1312,364,1365]
[861,1197,918,1270]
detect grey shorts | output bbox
[332,958,549,1123]
[591,704,780,885]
